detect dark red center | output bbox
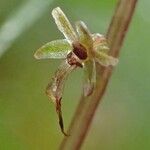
[72,42,87,60]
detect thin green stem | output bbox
[59,0,138,149]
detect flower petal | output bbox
[52,7,77,43]
[46,60,77,135]
[34,39,72,59]
[83,59,96,96]
[92,33,109,53]
[95,51,118,66]
[75,21,93,57]
[46,60,76,102]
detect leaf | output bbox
[95,51,118,66]
[34,39,72,59]
[75,21,93,57]
[83,59,96,96]
[52,7,77,43]
[92,33,109,53]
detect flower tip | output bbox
[54,6,61,10]
[75,20,88,30]
[52,7,61,15]
[111,57,119,66]
[34,50,42,59]
[34,52,39,59]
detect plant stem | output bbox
[59,0,138,149]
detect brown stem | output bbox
[59,0,138,149]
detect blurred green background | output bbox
[0,0,149,149]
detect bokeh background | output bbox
[0,0,149,149]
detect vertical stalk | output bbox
[59,0,138,149]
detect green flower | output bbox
[34,7,118,136]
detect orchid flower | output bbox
[34,7,118,136]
